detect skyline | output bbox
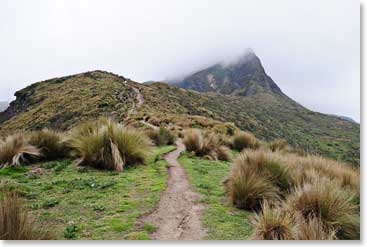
[0,0,360,121]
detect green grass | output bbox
[178,153,253,240]
[0,145,175,240]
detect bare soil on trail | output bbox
[142,139,206,240]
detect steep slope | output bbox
[0,70,136,132]
[172,50,282,96]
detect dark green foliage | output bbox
[64,225,78,239]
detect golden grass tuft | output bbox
[28,129,69,160]
[183,129,231,161]
[0,191,53,240]
[0,134,40,167]
[70,118,152,172]
[232,131,259,151]
[285,179,359,239]
[294,215,336,240]
[251,201,294,240]
[268,138,288,152]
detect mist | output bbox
[0,0,360,121]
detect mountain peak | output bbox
[172,51,282,96]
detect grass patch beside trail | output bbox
[0,145,175,240]
[178,153,253,240]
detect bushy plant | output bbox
[286,179,359,239]
[0,191,53,239]
[183,129,203,153]
[147,126,176,146]
[294,215,336,240]
[70,118,152,172]
[28,129,69,160]
[183,130,231,161]
[0,134,40,167]
[224,153,279,210]
[251,201,294,240]
[232,131,259,151]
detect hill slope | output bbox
[0,71,136,132]
[135,82,359,165]
[0,71,360,165]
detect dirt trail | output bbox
[142,139,206,240]
[132,87,144,108]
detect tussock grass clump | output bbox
[294,216,336,240]
[268,139,288,152]
[286,179,359,239]
[224,152,281,210]
[183,129,232,161]
[28,129,69,160]
[232,131,259,151]
[70,118,152,172]
[0,134,40,167]
[0,191,53,240]
[251,201,294,240]
[147,126,176,146]
[284,154,360,192]
[183,129,203,153]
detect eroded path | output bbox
[142,139,206,240]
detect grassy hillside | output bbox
[136,83,359,165]
[0,71,136,134]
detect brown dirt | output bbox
[142,139,206,240]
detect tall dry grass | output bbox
[70,118,152,172]
[251,201,294,240]
[183,129,232,161]
[0,191,53,240]
[0,134,40,167]
[28,129,69,160]
[232,131,260,151]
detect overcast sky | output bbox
[0,0,360,121]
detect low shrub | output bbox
[183,130,231,161]
[232,131,259,151]
[0,191,53,239]
[28,129,69,160]
[147,126,176,146]
[0,134,40,167]
[70,119,152,172]
[251,201,294,240]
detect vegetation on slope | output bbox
[0,71,136,134]
[137,82,359,165]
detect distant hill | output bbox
[0,101,8,112]
[171,50,283,96]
